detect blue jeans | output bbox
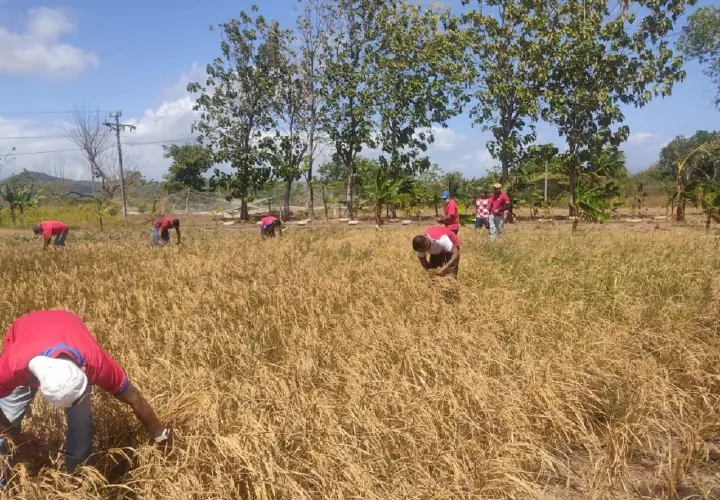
[475,218,489,231]
[54,229,69,246]
[490,213,505,240]
[0,385,93,474]
[152,227,170,246]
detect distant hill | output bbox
[1,170,96,195]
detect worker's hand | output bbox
[152,428,173,453]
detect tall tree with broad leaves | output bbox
[188,7,283,220]
[321,0,383,220]
[541,0,694,215]
[679,6,720,110]
[162,144,214,192]
[461,0,550,185]
[372,0,468,221]
[270,27,309,221]
[296,0,333,220]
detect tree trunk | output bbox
[185,188,190,215]
[308,123,315,221]
[283,178,292,222]
[9,207,15,225]
[376,200,383,226]
[675,173,685,222]
[391,204,397,218]
[346,163,354,220]
[568,167,578,217]
[434,202,439,216]
[241,197,249,221]
[706,211,711,230]
[500,151,510,185]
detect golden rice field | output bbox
[1,220,720,499]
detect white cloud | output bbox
[0,66,201,181]
[627,132,659,145]
[428,126,466,152]
[0,7,98,79]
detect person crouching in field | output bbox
[152,216,181,247]
[32,220,69,249]
[412,225,461,276]
[0,310,171,477]
[260,216,282,238]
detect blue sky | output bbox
[0,0,718,181]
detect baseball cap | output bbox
[440,190,450,199]
[493,183,502,189]
[28,356,88,408]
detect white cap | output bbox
[28,356,88,408]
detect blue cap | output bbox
[440,190,450,199]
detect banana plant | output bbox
[701,191,720,230]
[571,186,611,233]
[366,168,403,226]
[674,139,720,221]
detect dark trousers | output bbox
[429,253,459,274]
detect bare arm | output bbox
[437,247,460,276]
[43,237,51,249]
[417,255,431,270]
[113,382,165,440]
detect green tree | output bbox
[321,0,383,219]
[373,0,466,214]
[296,0,333,220]
[270,28,309,221]
[670,138,720,221]
[162,144,214,192]
[656,131,720,183]
[541,0,693,215]
[462,0,549,184]
[679,6,720,109]
[188,7,283,220]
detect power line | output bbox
[0,110,117,116]
[0,120,198,140]
[8,137,197,156]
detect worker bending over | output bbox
[412,225,461,276]
[152,217,181,246]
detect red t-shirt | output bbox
[443,199,459,231]
[262,216,278,228]
[154,217,175,231]
[425,225,461,251]
[39,221,67,238]
[0,310,129,398]
[489,192,510,215]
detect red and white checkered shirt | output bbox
[476,198,491,219]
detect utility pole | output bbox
[544,158,548,203]
[104,111,135,219]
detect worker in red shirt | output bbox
[412,225,461,276]
[0,310,170,476]
[436,191,460,234]
[32,221,69,249]
[489,183,511,241]
[260,216,282,238]
[152,216,181,246]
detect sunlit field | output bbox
[1,220,719,499]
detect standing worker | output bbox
[489,183,511,241]
[260,216,282,238]
[32,220,69,249]
[412,225,461,276]
[0,310,170,476]
[436,191,460,234]
[152,216,181,247]
[475,189,491,233]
